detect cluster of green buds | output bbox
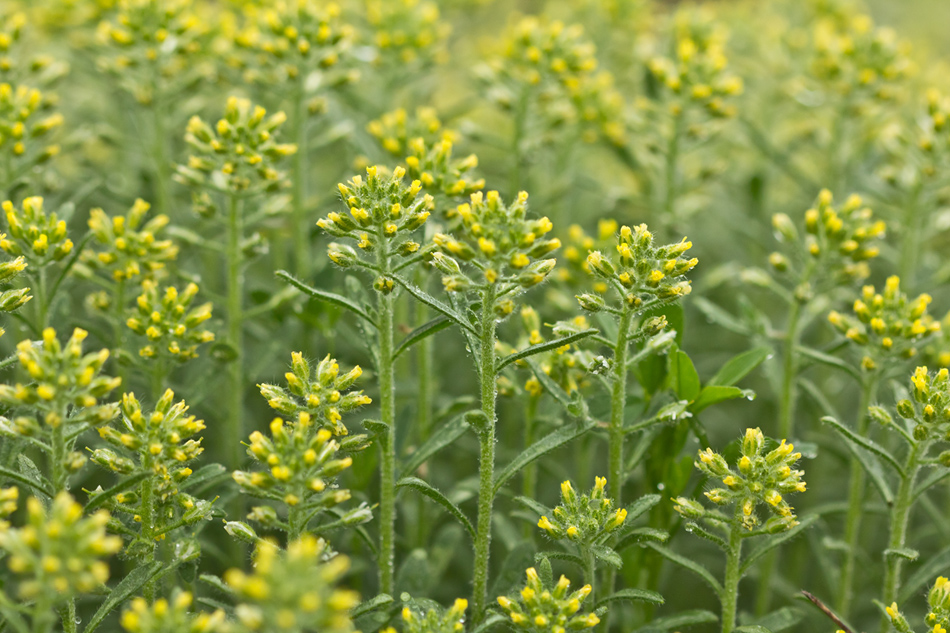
[885,575,950,633]
[368,106,446,156]
[808,12,911,103]
[510,308,591,397]
[496,567,599,632]
[387,598,468,633]
[0,84,62,172]
[0,251,30,330]
[433,190,558,311]
[224,536,359,633]
[925,312,950,369]
[537,477,626,543]
[682,427,806,531]
[0,327,120,441]
[83,198,179,283]
[258,352,370,436]
[828,276,941,371]
[233,410,371,528]
[769,190,885,284]
[647,8,743,119]
[91,390,211,554]
[1,197,72,266]
[365,0,449,66]
[232,1,358,89]
[125,280,214,362]
[0,492,121,599]
[120,591,227,633]
[177,96,297,196]
[553,220,615,294]
[581,223,696,311]
[0,10,66,85]
[894,367,950,442]
[94,0,208,105]
[318,165,433,292]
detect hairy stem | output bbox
[151,97,171,221]
[722,512,745,633]
[291,75,310,278]
[880,442,922,633]
[521,393,540,539]
[376,230,397,596]
[898,181,924,288]
[226,194,244,470]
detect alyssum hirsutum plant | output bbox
[0,1,948,633]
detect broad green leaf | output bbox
[492,420,595,497]
[625,494,662,522]
[595,588,664,609]
[670,349,700,402]
[399,413,468,478]
[277,270,376,326]
[647,543,723,596]
[84,562,165,633]
[350,594,393,619]
[393,316,452,360]
[821,416,904,477]
[692,385,755,414]
[397,477,475,541]
[496,329,598,371]
[470,614,507,633]
[710,346,771,386]
[514,495,551,518]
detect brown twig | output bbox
[802,590,857,633]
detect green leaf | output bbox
[691,385,754,414]
[590,544,622,569]
[514,495,551,518]
[821,416,904,477]
[632,609,719,632]
[534,550,584,570]
[624,402,690,435]
[914,468,950,501]
[84,472,150,513]
[397,477,475,541]
[493,420,595,497]
[740,515,817,576]
[900,544,950,603]
[595,588,664,609]
[350,594,393,619]
[796,346,861,381]
[0,352,18,372]
[752,607,802,632]
[179,463,230,493]
[470,613,508,633]
[0,464,52,498]
[647,543,723,596]
[735,626,773,633]
[710,346,772,386]
[199,573,237,598]
[525,358,573,413]
[276,270,376,326]
[392,275,477,335]
[670,350,700,402]
[625,494,662,522]
[393,316,452,360]
[884,547,919,561]
[615,527,669,552]
[399,413,468,478]
[84,562,165,633]
[496,329,598,371]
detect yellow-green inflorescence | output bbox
[84,198,179,283]
[496,567,600,632]
[0,83,62,173]
[828,276,941,371]
[897,367,950,442]
[365,0,449,67]
[0,248,30,331]
[391,598,468,633]
[537,477,626,543]
[224,536,359,633]
[1,196,73,266]
[885,575,950,633]
[581,223,696,311]
[433,189,559,312]
[680,427,806,532]
[176,96,297,197]
[125,280,214,362]
[258,352,371,436]
[0,492,122,599]
[120,590,227,633]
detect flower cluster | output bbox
[0,492,122,599]
[0,83,61,172]
[433,190,559,305]
[582,223,696,311]
[84,198,179,283]
[683,427,806,531]
[121,591,227,633]
[537,477,626,543]
[392,598,468,633]
[233,1,358,89]
[647,9,743,119]
[896,367,950,441]
[0,253,30,327]
[828,276,941,371]
[770,190,885,284]
[365,0,449,66]
[91,390,211,554]
[0,486,17,529]
[224,536,359,633]
[368,106,447,156]
[125,280,214,362]
[258,352,370,436]
[1,196,73,266]
[885,575,950,633]
[554,220,616,294]
[496,568,599,632]
[176,96,297,195]
[0,9,66,86]
[318,165,433,291]
[512,308,591,397]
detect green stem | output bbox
[521,393,540,538]
[837,372,880,617]
[151,97,171,221]
[287,502,304,542]
[291,75,310,278]
[777,297,806,440]
[376,230,397,596]
[113,279,127,386]
[62,599,76,633]
[722,511,745,633]
[36,266,49,330]
[880,441,922,633]
[50,416,66,493]
[151,357,167,402]
[472,284,498,622]
[582,545,596,604]
[898,181,924,288]
[662,111,683,238]
[140,461,157,602]
[226,194,244,470]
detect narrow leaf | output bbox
[525,358,573,413]
[399,413,468,478]
[884,547,919,561]
[796,346,861,381]
[470,613,507,633]
[590,544,622,569]
[179,463,230,492]
[496,329,598,371]
[615,527,669,552]
[914,468,950,501]
[752,606,802,632]
[900,544,950,603]
[350,594,393,619]
[595,588,664,609]
[625,494,662,523]
[710,346,772,386]
[670,350,701,402]
[84,472,150,513]
[691,385,754,414]
[493,420,595,497]
[514,496,552,518]
[277,270,376,326]
[821,416,904,477]
[632,609,719,632]
[647,543,723,596]
[534,551,584,570]
[393,316,452,360]
[397,477,475,541]
[735,626,773,633]
[392,275,476,334]
[0,465,53,498]
[741,515,817,576]
[84,562,165,633]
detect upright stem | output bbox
[376,231,397,596]
[880,442,921,633]
[521,393,540,532]
[898,181,923,288]
[287,503,304,542]
[140,457,157,602]
[62,600,76,633]
[472,284,498,621]
[662,111,683,238]
[151,97,171,220]
[226,194,244,469]
[722,511,745,633]
[291,75,310,278]
[582,545,596,604]
[113,279,127,386]
[837,372,880,617]
[778,297,805,440]
[36,266,49,330]
[50,418,66,493]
